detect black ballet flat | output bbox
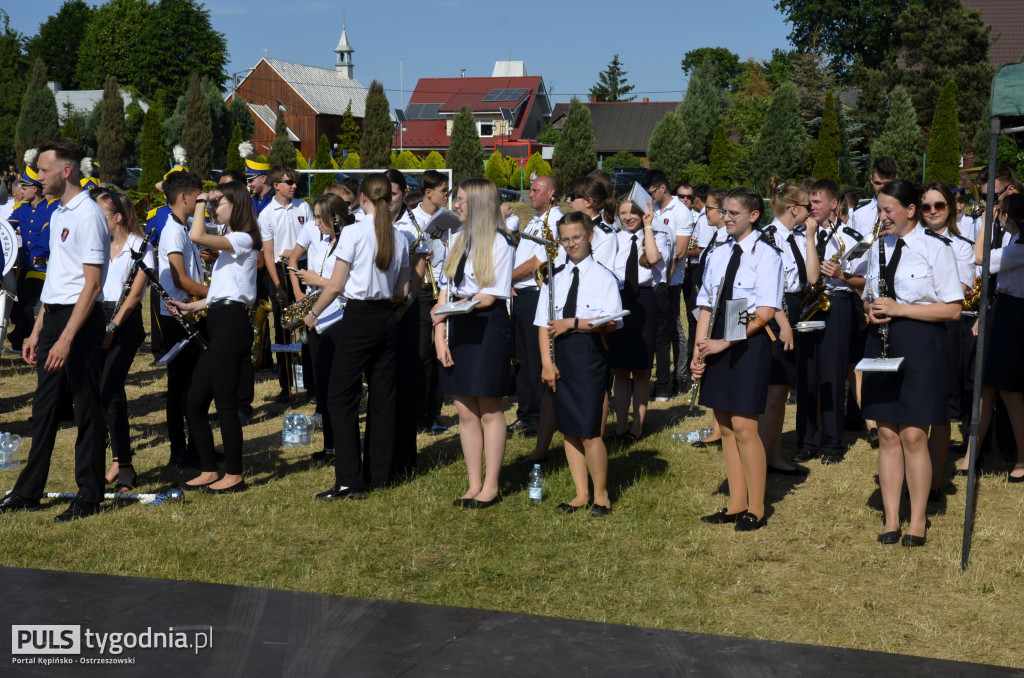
[691,439,722,450]
[734,511,767,531]
[590,504,612,518]
[556,502,587,514]
[208,480,247,495]
[177,480,215,492]
[700,507,743,524]
[901,533,926,547]
[1008,473,1024,484]
[767,464,810,476]
[468,495,502,509]
[877,530,901,545]
[452,497,473,508]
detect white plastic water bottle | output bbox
[296,415,312,446]
[0,433,9,469]
[295,365,305,392]
[282,414,296,447]
[528,464,543,505]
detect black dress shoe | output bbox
[700,507,743,524]
[177,480,214,492]
[54,498,101,523]
[691,439,722,450]
[867,428,879,448]
[468,495,502,509]
[820,452,846,465]
[0,493,41,513]
[506,420,537,436]
[902,533,926,547]
[208,480,247,495]
[315,486,367,500]
[792,448,818,463]
[1008,473,1024,484]
[767,464,810,476]
[310,449,335,463]
[734,511,767,531]
[877,529,902,544]
[557,502,587,514]
[590,504,612,517]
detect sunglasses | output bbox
[277,179,296,186]
[922,201,947,212]
[676,194,694,200]
[566,192,580,201]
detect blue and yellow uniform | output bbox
[245,158,274,215]
[8,198,58,278]
[144,204,173,249]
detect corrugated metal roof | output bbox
[249,103,300,142]
[51,88,149,123]
[262,58,369,116]
[550,101,679,154]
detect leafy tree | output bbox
[421,151,446,169]
[182,74,212,179]
[267,105,296,169]
[139,90,166,192]
[647,111,687,187]
[74,0,151,91]
[96,76,126,185]
[750,82,806,189]
[552,98,597,190]
[590,54,635,102]
[225,123,244,172]
[523,152,551,182]
[133,0,226,101]
[393,150,421,170]
[870,85,923,181]
[676,61,727,166]
[0,11,30,164]
[536,124,559,144]
[708,123,734,187]
[310,133,337,197]
[924,79,961,185]
[24,0,93,89]
[341,151,360,169]
[681,47,741,91]
[604,150,641,171]
[484,150,507,188]
[763,48,796,88]
[229,97,253,141]
[448,105,484,186]
[360,80,392,169]
[15,58,60,167]
[813,91,841,184]
[337,100,360,153]
[774,0,911,72]
[682,163,712,187]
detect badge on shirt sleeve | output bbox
[298,216,305,224]
[664,218,669,225]
[61,228,69,242]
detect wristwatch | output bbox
[105,321,117,333]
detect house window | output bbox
[477,122,494,137]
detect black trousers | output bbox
[796,292,855,453]
[307,326,336,450]
[389,300,421,478]
[417,286,442,425]
[185,303,250,475]
[13,303,106,503]
[653,283,673,395]
[511,289,543,426]
[8,273,43,349]
[680,268,698,381]
[327,300,397,491]
[100,305,145,466]
[148,287,168,359]
[162,314,202,458]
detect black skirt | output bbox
[607,286,656,370]
[699,310,772,415]
[441,302,513,397]
[982,294,1024,392]
[768,292,801,386]
[862,317,947,425]
[552,332,609,438]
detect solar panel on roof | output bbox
[482,88,529,102]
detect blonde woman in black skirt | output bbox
[535,212,622,516]
[432,178,515,508]
[692,187,782,532]
[862,180,962,547]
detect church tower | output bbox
[334,20,355,79]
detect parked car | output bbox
[610,168,649,199]
[124,167,141,190]
[498,188,522,203]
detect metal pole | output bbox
[961,115,1000,571]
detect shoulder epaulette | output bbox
[147,207,159,220]
[925,229,952,246]
[45,198,58,206]
[497,229,516,247]
[12,200,27,209]
[596,221,613,234]
[952,232,974,246]
[842,226,863,242]
[756,233,782,254]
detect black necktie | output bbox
[721,244,742,303]
[993,219,1005,250]
[625,234,639,294]
[787,234,808,287]
[563,267,579,319]
[816,228,830,257]
[882,238,904,299]
[453,249,468,289]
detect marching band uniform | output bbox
[534,256,622,437]
[681,206,715,382]
[590,215,618,271]
[981,232,1024,394]
[697,234,783,414]
[440,230,516,397]
[6,172,56,350]
[861,226,963,424]
[305,234,345,457]
[655,198,693,397]
[764,219,806,387]
[245,159,274,215]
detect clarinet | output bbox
[875,232,892,360]
[109,231,153,323]
[129,246,210,351]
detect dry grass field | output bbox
[1,326,1023,670]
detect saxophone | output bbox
[534,198,558,284]
[800,224,845,321]
[250,298,272,365]
[283,290,322,330]
[962,276,983,312]
[184,277,210,324]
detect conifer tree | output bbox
[295,149,308,170]
[647,111,687,187]
[925,79,961,185]
[485,150,506,188]
[138,90,166,194]
[341,151,360,169]
[812,91,841,184]
[552,98,597,191]
[229,97,253,140]
[225,123,243,172]
[590,54,636,102]
[15,58,60,165]
[311,133,337,197]
[360,80,392,169]
[182,74,212,179]
[751,83,806,189]
[421,151,446,169]
[870,85,923,181]
[393,150,421,170]
[338,100,360,153]
[708,123,733,188]
[677,61,726,165]
[267,105,296,169]
[96,75,126,185]
[448,105,484,186]
[523,152,551,182]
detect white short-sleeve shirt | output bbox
[259,198,315,260]
[395,207,431,256]
[157,216,203,316]
[862,225,964,304]
[441,230,515,299]
[697,233,783,315]
[334,215,409,300]
[41,190,110,305]
[513,206,562,290]
[533,255,623,329]
[207,231,258,305]
[101,232,155,303]
[610,227,671,289]
[590,218,618,272]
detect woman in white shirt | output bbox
[432,178,515,509]
[169,181,260,494]
[304,174,410,500]
[94,189,154,491]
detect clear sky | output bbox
[6,1,793,108]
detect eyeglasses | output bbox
[996,184,1012,198]
[921,201,947,213]
[277,179,296,186]
[676,194,694,200]
[559,234,586,246]
[718,209,751,220]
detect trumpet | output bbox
[801,223,845,319]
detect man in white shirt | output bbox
[850,156,898,239]
[0,138,110,522]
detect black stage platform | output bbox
[2,567,1017,677]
